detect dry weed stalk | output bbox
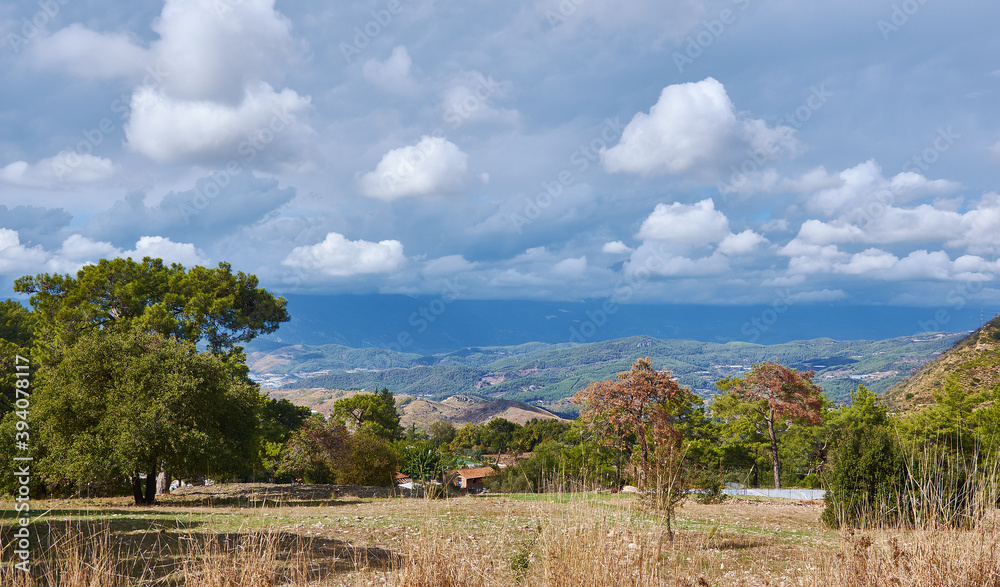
[816,525,1000,587]
[0,525,316,587]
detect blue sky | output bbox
[1,0,999,308]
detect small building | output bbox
[450,467,496,490]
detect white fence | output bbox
[722,488,825,500]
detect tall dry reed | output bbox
[0,525,316,587]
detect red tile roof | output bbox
[451,467,496,479]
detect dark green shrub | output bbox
[822,425,908,528]
[692,469,727,504]
[800,473,821,489]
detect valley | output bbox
[249,332,965,418]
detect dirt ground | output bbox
[0,485,845,586]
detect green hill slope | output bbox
[885,315,1000,410]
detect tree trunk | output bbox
[637,431,650,488]
[145,464,156,505]
[156,472,171,496]
[766,413,781,489]
[132,472,144,505]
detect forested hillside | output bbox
[251,333,963,413]
[886,314,1000,410]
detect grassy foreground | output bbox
[1,484,998,586]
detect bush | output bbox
[800,473,821,489]
[691,469,727,504]
[822,425,908,528]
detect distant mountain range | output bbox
[252,294,989,353]
[249,332,964,416]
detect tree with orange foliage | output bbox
[573,357,700,536]
[717,360,824,489]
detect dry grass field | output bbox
[1,485,998,586]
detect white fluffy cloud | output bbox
[0,152,114,188]
[602,78,797,178]
[127,236,209,266]
[152,0,297,104]
[601,241,632,254]
[778,240,999,282]
[33,0,313,168]
[637,199,731,244]
[949,193,1000,254]
[57,234,120,261]
[282,232,406,277]
[0,229,47,275]
[794,160,960,218]
[553,255,587,278]
[0,232,207,277]
[629,199,765,274]
[133,0,311,165]
[358,136,469,200]
[786,193,1000,254]
[30,0,296,101]
[363,46,417,94]
[626,244,730,277]
[29,24,148,79]
[125,82,312,165]
[717,230,767,256]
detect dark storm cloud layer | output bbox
[0,205,72,247]
[1,0,999,308]
[84,173,297,248]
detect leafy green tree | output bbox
[14,257,289,360]
[899,376,993,457]
[281,415,350,484]
[717,360,824,489]
[0,300,34,419]
[429,420,456,447]
[258,398,312,482]
[488,441,561,493]
[449,423,487,451]
[332,387,401,440]
[0,304,36,496]
[12,258,288,502]
[516,419,571,452]
[340,431,400,486]
[0,300,34,348]
[832,385,890,431]
[35,325,261,504]
[484,418,520,453]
